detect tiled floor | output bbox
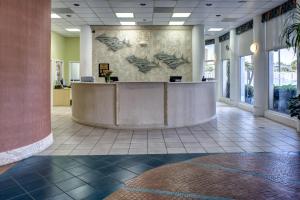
[42,103,300,155]
[1,153,300,200]
[1,104,300,200]
[107,153,300,200]
[0,154,203,200]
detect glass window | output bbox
[240,55,254,104]
[222,59,230,98]
[269,48,297,114]
[204,44,215,78]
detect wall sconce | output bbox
[250,43,259,53]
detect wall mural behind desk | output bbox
[95,34,131,51]
[154,52,189,69]
[126,55,160,73]
[92,26,192,81]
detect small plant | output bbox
[288,95,300,120]
[281,3,300,53]
[103,70,113,83]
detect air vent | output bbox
[51,8,74,14]
[153,7,174,13]
[221,18,237,22]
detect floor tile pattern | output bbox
[45,103,300,155]
[0,154,202,200]
[1,153,300,200]
[107,153,300,200]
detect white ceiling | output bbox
[51,0,287,38]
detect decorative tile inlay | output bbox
[107,153,300,200]
[154,52,189,69]
[126,55,160,73]
[95,34,131,51]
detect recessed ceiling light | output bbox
[172,13,191,18]
[116,13,134,18]
[206,3,213,6]
[120,22,136,25]
[66,28,80,32]
[169,21,185,25]
[51,13,61,19]
[73,3,80,7]
[208,28,223,31]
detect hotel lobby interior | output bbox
[1,0,300,199]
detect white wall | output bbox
[220,39,230,60]
[237,30,253,57]
[265,12,289,50]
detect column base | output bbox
[0,133,53,166]
[254,106,265,116]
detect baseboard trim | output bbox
[264,110,297,129]
[0,133,53,166]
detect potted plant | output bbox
[281,3,300,132]
[103,70,113,83]
[288,95,300,132]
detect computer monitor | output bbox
[109,76,119,82]
[169,76,182,82]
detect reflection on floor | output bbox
[1,153,300,200]
[44,103,300,156]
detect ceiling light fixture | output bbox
[172,13,191,18]
[216,14,221,17]
[51,13,61,18]
[66,28,80,32]
[73,3,80,7]
[169,21,185,25]
[140,3,147,6]
[116,13,134,18]
[208,28,223,31]
[206,3,213,6]
[120,22,136,25]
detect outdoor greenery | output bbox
[245,85,254,104]
[288,94,300,120]
[225,61,230,98]
[244,61,254,104]
[273,84,297,113]
[281,3,300,118]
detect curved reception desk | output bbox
[72,81,216,129]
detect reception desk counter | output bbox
[72,81,216,129]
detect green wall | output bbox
[51,32,80,84]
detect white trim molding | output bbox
[0,133,53,166]
[264,110,297,129]
[238,102,254,113]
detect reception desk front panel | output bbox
[72,81,216,129]
[117,82,165,127]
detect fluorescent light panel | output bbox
[116,13,134,18]
[66,28,80,32]
[120,22,136,25]
[51,13,61,18]
[208,28,223,31]
[172,13,191,18]
[169,21,184,25]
